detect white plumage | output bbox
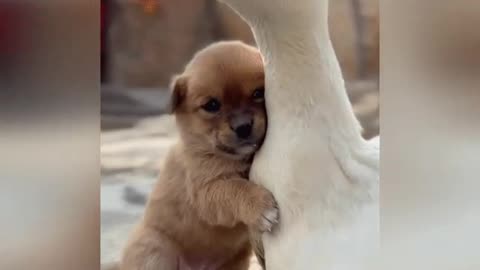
[219,0,380,269]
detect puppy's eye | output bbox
[201,98,221,113]
[252,87,265,102]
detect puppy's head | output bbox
[170,41,266,159]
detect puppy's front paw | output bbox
[258,204,279,232]
[248,189,279,233]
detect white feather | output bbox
[219,0,380,269]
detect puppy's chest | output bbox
[178,239,245,270]
[174,222,249,268]
[239,166,250,179]
[178,256,224,270]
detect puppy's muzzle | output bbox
[229,112,254,140]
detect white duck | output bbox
[218,0,379,269]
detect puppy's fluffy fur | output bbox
[120,41,277,270]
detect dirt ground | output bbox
[100,79,379,268]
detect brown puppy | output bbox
[120,41,277,270]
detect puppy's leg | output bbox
[120,225,179,270]
[250,231,266,269]
[191,178,279,232]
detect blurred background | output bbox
[100,0,379,268]
[2,1,479,269]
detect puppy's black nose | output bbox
[234,123,253,139]
[228,112,253,140]
[230,113,254,139]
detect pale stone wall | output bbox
[108,0,216,87]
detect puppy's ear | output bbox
[169,75,188,114]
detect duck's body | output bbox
[220,0,379,269]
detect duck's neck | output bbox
[250,2,363,143]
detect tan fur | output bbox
[120,41,275,270]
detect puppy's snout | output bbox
[235,123,253,139]
[229,114,254,139]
